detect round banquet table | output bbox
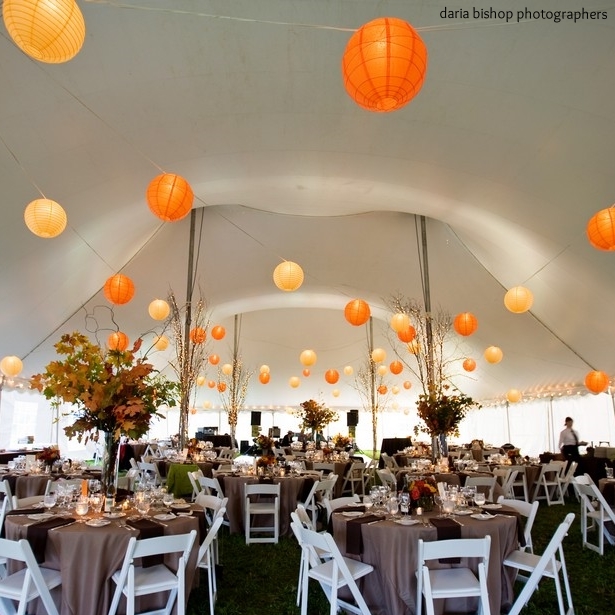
[5,505,202,615]
[331,509,518,615]
[217,474,316,537]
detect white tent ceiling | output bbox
[1,0,615,413]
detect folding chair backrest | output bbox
[377,468,397,490]
[195,493,228,524]
[196,515,224,566]
[419,535,491,568]
[507,513,575,615]
[314,474,338,499]
[245,483,280,498]
[498,497,539,550]
[293,504,315,530]
[0,480,13,512]
[199,476,224,498]
[575,480,615,519]
[130,529,196,560]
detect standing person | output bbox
[558,417,587,471]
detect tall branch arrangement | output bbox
[388,294,478,439]
[168,292,209,450]
[217,315,253,444]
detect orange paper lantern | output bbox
[453,312,478,336]
[107,331,129,351]
[0,355,23,377]
[211,325,226,340]
[259,372,271,384]
[587,207,615,251]
[104,274,135,305]
[302,368,311,377]
[148,299,170,320]
[462,358,476,372]
[24,198,67,237]
[146,173,194,222]
[325,369,340,384]
[397,325,416,343]
[403,380,412,390]
[3,0,85,63]
[344,299,371,326]
[342,17,428,113]
[389,360,403,375]
[190,327,206,344]
[208,354,220,365]
[585,370,610,394]
[207,380,216,389]
[377,385,388,395]
[504,286,534,314]
[273,261,304,291]
[484,346,503,364]
[217,382,227,393]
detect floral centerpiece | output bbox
[295,399,338,443]
[186,438,205,460]
[416,384,478,439]
[332,433,351,449]
[30,332,179,497]
[408,477,437,511]
[256,454,276,469]
[254,433,274,454]
[36,445,61,466]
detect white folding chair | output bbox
[573,476,615,555]
[0,495,10,580]
[195,493,229,560]
[11,495,45,509]
[244,483,280,544]
[195,514,225,615]
[464,476,497,502]
[341,462,366,497]
[494,467,520,500]
[108,529,197,615]
[0,537,62,615]
[198,476,225,499]
[534,461,566,505]
[558,462,578,499]
[362,459,378,491]
[188,470,204,502]
[505,512,575,615]
[380,452,399,471]
[416,535,491,615]
[292,521,373,615]
[376,468,397,492]
[497,497,539,554]
[509,465,530,502]
[298,475,338,529]
[44,478,82,495]
[323,495,361,521]
[137,460,165,486]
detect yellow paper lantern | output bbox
[300,349,317,367]
[221,363,233,376]
[371,348,386,363]
[24,198,67,238]
[104,274,135,305]
[484,346,503,364]
[3,0,85,64]
[107,331,129,351]
[342,16,428,112]
[585,370,610,394]
[504,286,534,314]
[146,173,194,222]
[506,389,522,403]
[154,335,169,351]
[203,400,212,409]
[0,355,23,377]
[289,376,301,388]
[273,261,304,291]
[377,365,388,376]
[260,364,270,374]
[343,365,354,376]
[332,389,340,397]
[196,375,206,386]
[148,299,170,321]
[392,385,400,395]
[390,312,410,333]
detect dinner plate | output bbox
[86,519,110,527]
[482,504,502,510]
[176,511,193,516]
[471,513,494,520]
[341,511,363,517]
[154,513,177,521]
[103,512,126,519]
[172,502,191,509]
[28,513,53,521]
[454,509,473,515]
[394,518,419,526]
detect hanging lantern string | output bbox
[0,132,46,198]
[82,0,597,32]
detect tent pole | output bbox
[505,402,511,443]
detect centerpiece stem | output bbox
[100,430,120,508]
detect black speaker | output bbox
[347,409,359,427]
[250,411,261,426]
[269,426,281,438]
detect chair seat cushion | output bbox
[309,558,373,588]
[113,564,179,596]
[427,568,481,597]
[0,566,62,600]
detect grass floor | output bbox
[187,496,615,615]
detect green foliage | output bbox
[416,384,479,437]
[294,399,338,434]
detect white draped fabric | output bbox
[1,388,614,458]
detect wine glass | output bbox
[442,497,455,518]
[135,492,151,517]
[162,492,174,508]
[75,496,89,522]
[363,495,373,512]
[43,493,57,511]
[387,496,399,517]
[89,493,104,515]
[474,492,486,507]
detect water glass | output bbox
[43,494,57,510]
[442,497,455,517]
[89,493,104,514]
[474,492,486,507]
[75,497,89,522]
[606,467,614,479]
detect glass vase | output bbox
[100,431,120,507]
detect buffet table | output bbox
[331,509,518,615]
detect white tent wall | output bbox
[3,389,614,460]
